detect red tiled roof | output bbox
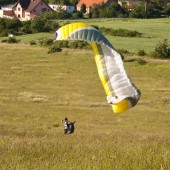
[77,0,108,7]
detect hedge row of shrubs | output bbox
[37,38,90,53]
[0,17,60,37]
[1,37,20,43]
[1,37,170,59]
[99,27,143,37]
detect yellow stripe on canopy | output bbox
[90,42,112,97]
[59,22,89,40]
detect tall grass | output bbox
[0,42,170,169]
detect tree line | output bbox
[0,0,170,18]
[0,17,60,37]
[0,0,78,5]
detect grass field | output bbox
[0,18,170,169]
[11,18,170,54]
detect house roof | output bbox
[26,0,41,12]
[17,0,31,9]
[1,3,16,10]
[77,0,108,7]
[25,0,52,12]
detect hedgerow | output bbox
[99,27,143,37]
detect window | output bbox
[18,7,20,11]
[42,8,46,12]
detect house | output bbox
[77,0,118,14]
[118,0,142,10]
[0,4,15,19]
[118,0,170,10]
[0,0,53,21]
[49,4,75,14]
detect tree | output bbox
[129,5,145,18]
[80,3,86,14]
[106,3,120,17]
[6,18,22,30]
[164,5,170,16]
[72,10,83,18]
[90,4,104,18]
[31,17,50,33]
[20,20,32,34]
[0,0,17,5]
[0,18,6,31]
[153,39,170,59]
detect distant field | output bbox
[0,37,170,169]
[5,18,169,54]
[85,18,170,53]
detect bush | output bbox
[68,41,90,49]
[54,41,69,48]
[39,38,53,47]
[118,48,130,54]
[1,37,20,43]
[137,49,146,56]
[0,30,8,37]
[1,39,8,43]
[30,40,37,45]
[136,58,147,65]
[72,11,83,19]
[151,39,170,59]
[8,37,20,43]
[53,40,90,50]
[20,21,32,34]
[48,46,62,54]
[99,27,143,37]
[31,17,51,33]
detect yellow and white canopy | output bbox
[54,22,141,113]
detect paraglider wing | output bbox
[54,22,141,113]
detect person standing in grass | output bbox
[62,118,69,134]
[62,118,75,134]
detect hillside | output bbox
[0,18,170,169]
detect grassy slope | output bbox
[0,42,170,169]
[0,18,170,169]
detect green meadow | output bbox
[0,18,170,169]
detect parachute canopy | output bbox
[54,22,141,113]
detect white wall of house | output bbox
[24,11,31,20]
[0,9,3,17]
[14,3,24,19]
[77,6,90,14]
[49,4,75,13]
[20,2,52,21]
